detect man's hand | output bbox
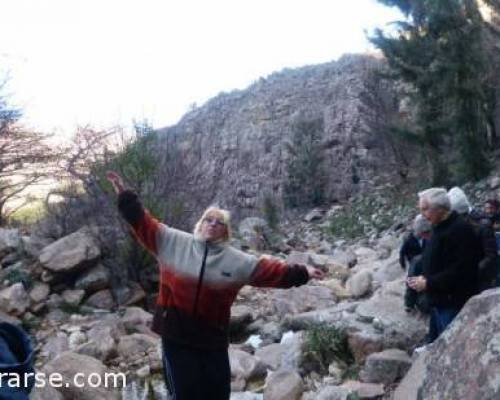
[106,171,125,194]
[407,275,427,292]
[306,265,325,280]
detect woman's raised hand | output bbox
[106,171,125,194]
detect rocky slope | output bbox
[2,175,500,399]
[155,54,406,218]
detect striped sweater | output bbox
[118,190,309,349]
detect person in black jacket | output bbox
[400,214,431,312]
[448,187,498,291]
[408,188,481,344]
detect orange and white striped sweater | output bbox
[118,190,309,349]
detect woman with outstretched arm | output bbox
[106,171,324,400]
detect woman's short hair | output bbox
[418,187,451,211]
[193,206,232,243]
[447,186,471,215]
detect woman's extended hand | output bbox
[106,171,125,194]
[306,265,325,280]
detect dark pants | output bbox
[162,338,230,400]
[427,307,460,344]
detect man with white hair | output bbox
[408,188,481,343]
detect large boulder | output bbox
[0,228,20,257]
[263,370,303,400]
[0,283,30,316]
[359,348,411,385]
[395,288,500,400]
[74,264,110,293]
[267,285,336,318]
[229,348,267,390]
[38,227,100,274]
[42,352,120,400]
[345,270,373,298]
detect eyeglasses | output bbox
[203,216,226,227]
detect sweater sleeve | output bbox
[248,256,309,288]
[117,190,163,256]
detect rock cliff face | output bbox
[157,54,404,217]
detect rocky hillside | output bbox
[156,54,407,217]
[2,175,500,399]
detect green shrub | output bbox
[2,269,32,289]
[8,200,46,226]
[328,187,418,240]
[262,195,279,230]
[303,324,354,376]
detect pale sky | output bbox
[0,0,402,136]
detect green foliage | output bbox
[346,393,362,400]
[371,0,493,184]
[328,187,417,240]
[284,117,327,208]
[262,195,279,230]
[2,269,32,289]
[303,324,354,376]
[8,200,46,226]
[59,301,84,315]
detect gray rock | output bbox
[30,385,64,400]
[359,348,411,385]
[263,370,303,400]
[268,285,335,318]
[231,393,264,400]
[394,288,500,400]
[0,283,30,316]
[305,386,351,400]
[156,55,405,216]
[76,326,116,361]
[84,289,115,310]
[340,380,385,399]
[42,352,120,400]
[21,235,52,259]
[304,209,325,222]
[121,307,153,333]
[117,334,159,359]
[255,343,287,371]
[41,332,69,361]
[29,282,51,303]
[62,289,86,307]
[0,228,20,257]
[74,264,110,293]
[230,304,254,331]
[39,226,100,274]
[229,348,267,385]
[346,270,373,298]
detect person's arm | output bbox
[399,238,408,270]
[107,171,164,256]
[248,256,324,288]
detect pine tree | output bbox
[372,0,493,183]
[283,117,326,207]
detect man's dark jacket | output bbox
[422,211,481,308]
